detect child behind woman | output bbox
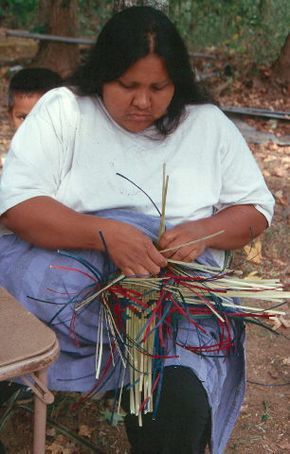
[0,67,62,170]
[8,67,62,130]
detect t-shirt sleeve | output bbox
[0,87,79,215]
[214,108,275,225]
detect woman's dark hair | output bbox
[68,6,212,135]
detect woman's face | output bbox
[102,53,175,133]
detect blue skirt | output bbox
[0,209,245,453]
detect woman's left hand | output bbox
[158,205,269,263]
[158,220,207,262]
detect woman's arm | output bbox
[158,204,268,262]
[1,196,167,276]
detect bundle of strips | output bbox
[72,257,290,424]
[65,166,289,424]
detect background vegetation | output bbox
[0,0,289,64]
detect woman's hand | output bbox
[1,197,167,277]
[102,220,167,277]
[158,220,207,262]
[2,197,267,273]
[159,205,269,263]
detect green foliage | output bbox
[169,0,290,64]
[0,0,37,27]
[78,0,112,36]
[79,0,289,64]
[1,0,289,64]
[261,400,270,422]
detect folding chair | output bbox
[0,288,60,453]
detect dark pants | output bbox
[122,366,211,454]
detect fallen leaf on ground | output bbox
[244,271,259,279]
[268,371,279,379]
[278,440,290,450]
[272,167,288,177]
[78,424,94,437]
[269,316,290,331]
[244,239,262,264]
[274,190,289,206]
[282,357,290,366]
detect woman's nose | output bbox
[132,90,151,109]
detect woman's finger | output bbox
[123,267,136,277]
[168,247,190,262]
[147,243,168,268]
[169,244,206,263]
[123,264,156,278]
[158,232,178,250]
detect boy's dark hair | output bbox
[67,6,213,136]
[8,67,62,109]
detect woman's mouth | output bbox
[127,113,152,121]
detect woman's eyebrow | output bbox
[118,78,171,86]
[151,80,171,87]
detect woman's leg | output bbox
[123,366,211,454]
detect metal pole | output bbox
[6,30,95,45]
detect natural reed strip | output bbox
[117,365,126,415]
[121,278,288,300]
[139,312,144,393]
[167,259,241,274]
[103,295,129,367]
[158,163,169,242]
[179,297,286,315]
[160,230,224,253]
[76,274,125,310]
[147,328,153,413]
[128,308,135,415]
[95,305,103,378]
[119,280,287,315]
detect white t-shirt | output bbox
[0,87,274,244]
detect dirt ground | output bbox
[0,34,289,453]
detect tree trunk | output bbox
[271,33,290,85]
[32,0,80,78]
[113,0,169,14]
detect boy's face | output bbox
[9,92,42,130]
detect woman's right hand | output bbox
[1,197,167,277]
[101,219,167,277]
